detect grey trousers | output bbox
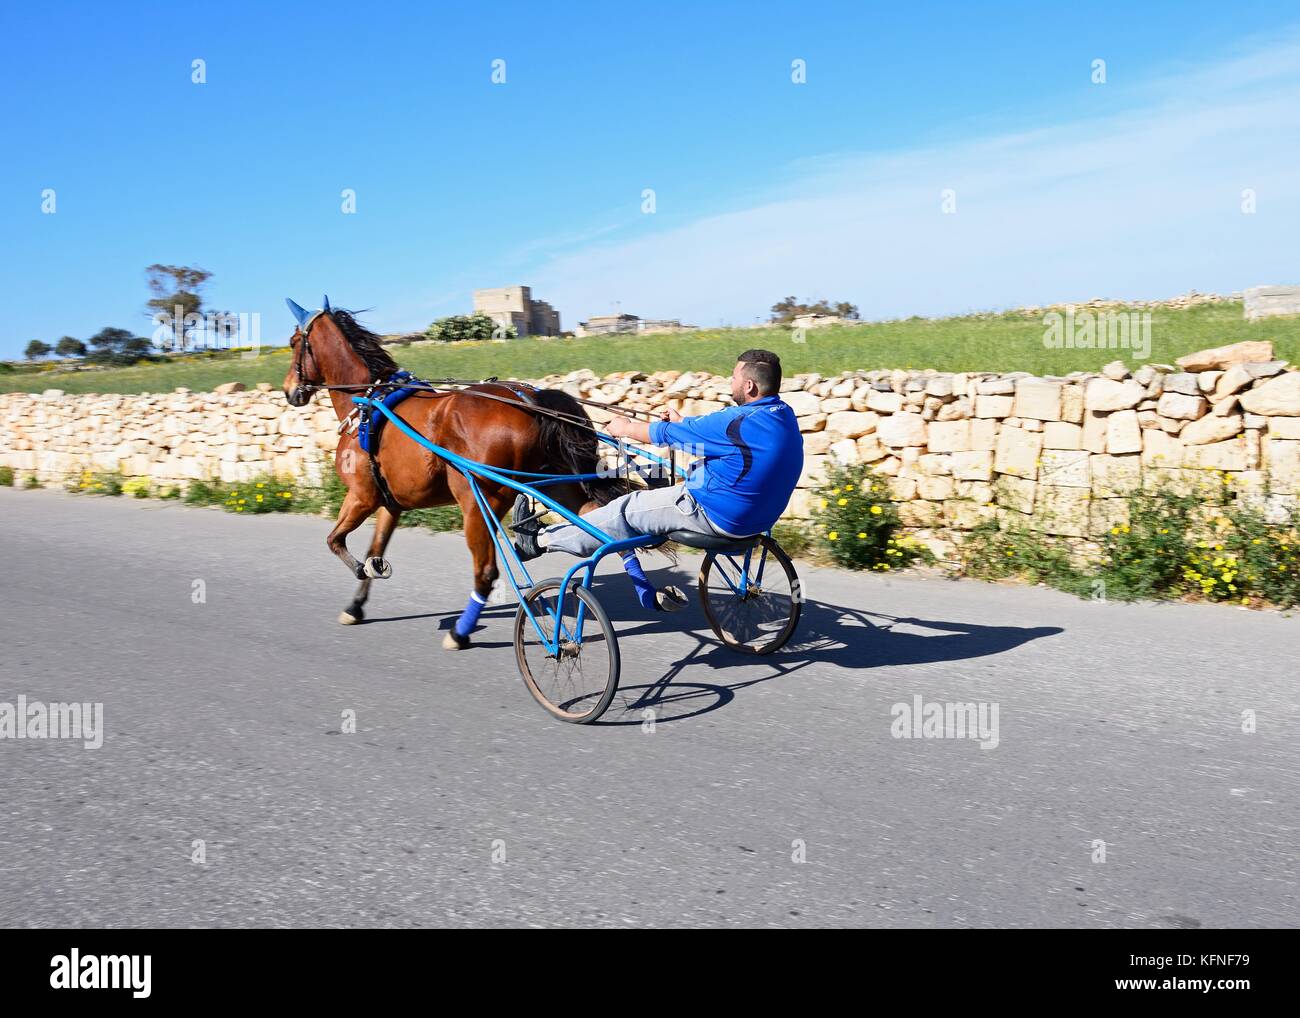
[540,483,740,557]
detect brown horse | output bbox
[280,297,626,648]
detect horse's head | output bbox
[282,296,398,407]
[282,295,332,406]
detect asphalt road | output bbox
[0,488,1295,928]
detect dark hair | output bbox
[330,308,398,380]
[737,349,781,395]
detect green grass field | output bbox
[5,303,1296,395]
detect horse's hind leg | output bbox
[339,506,401,625]
[442,488,511,650]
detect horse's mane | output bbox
[330,308,399,380]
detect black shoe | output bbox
[512,494,544,561]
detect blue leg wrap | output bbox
[454,591,488,637]
[621,552,658,611]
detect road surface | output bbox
[0,488,1295,928]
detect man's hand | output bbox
[606,415,653,444]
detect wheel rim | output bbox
[699,538,799,654]
[515,580,618,722]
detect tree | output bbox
[769,296,860,323]
[55,336,87,358]
[426,312,515,342]
[24,339,51,360]
[145,264,214,351]
[85,327,156,367]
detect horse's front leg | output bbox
[326,492,383,582]
[339,506,401,625]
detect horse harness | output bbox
[350,373,540,515]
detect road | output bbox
[0,488,1295,928]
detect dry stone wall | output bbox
[3,339,1299,563]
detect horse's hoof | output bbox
[338,608,364,625]
[363,556,392,579]
[442,630,470,651]
[656,585,688,613]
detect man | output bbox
[513,350,804,607]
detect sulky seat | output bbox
[661,530,761,554]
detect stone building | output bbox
[472,286,561,337]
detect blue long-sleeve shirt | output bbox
[647,395,804,536]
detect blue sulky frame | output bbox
[355,395,701,658]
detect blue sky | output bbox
[2,0,1299,357]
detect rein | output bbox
[314,376,665,433]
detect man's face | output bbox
[731,361,756,405]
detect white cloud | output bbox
[531,34,1300,325]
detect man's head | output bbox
[731,349,782,405]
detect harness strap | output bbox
[368,448,404,515]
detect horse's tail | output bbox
[531,388,632,507]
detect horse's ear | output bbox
[285,298,311,326]
[322,294,331,311]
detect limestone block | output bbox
[1239,372,1300,416]
[1013,379,1063,422]
[1090,454,1141,497]
[1156,392,1208,420]
[1039,449,1090,488]
[927,419,971,453]
[950,450,994,482]
[825,410,879,438]
[1268,417,1300,440]
[917,475,955,500]
[876,412,927,447]
[1175,340,1274,371]
[969,418,997,451]
[1263,439,1300,494]
[1141,429,1184,468]
[1182,437,1248,472]
[1060,384,1085,424]
[1042,421,1082,450]
[1081,411,1108,453]
[865,390,904,414]
[995,475,1037,514]
[975,395,1014,418]
[993,426,1041,480]
[1105,410,1142,455]
[1029,486,1090,537]
[944,500,997,530]
[1086,378,1144,411]
[1180,413,1243,446]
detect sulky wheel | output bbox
[514,577,621,723]
[698,535,801,655]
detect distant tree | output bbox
[426,312,515,342]
[55,336,87,358]
[769,296,860,323]
[24,339,52,360]
[145,264,219,351]
[85,327,156,367]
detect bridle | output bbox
[291,310,328,395]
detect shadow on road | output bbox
[587,579,1062,725]
[363,565,1062,726]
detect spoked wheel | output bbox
[698,535,801,655]
[514,577,621,723]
